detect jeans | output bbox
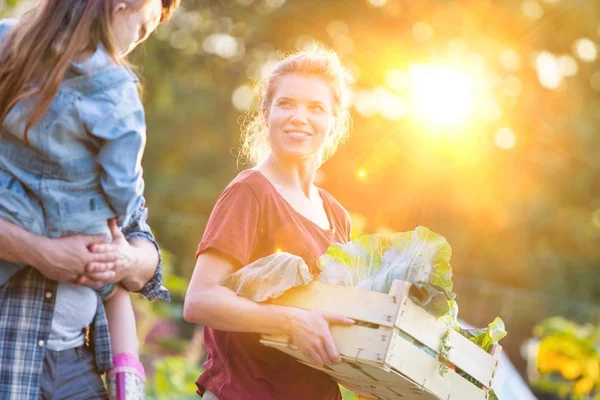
[40,346,108,400]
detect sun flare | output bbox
[407,64,477,128]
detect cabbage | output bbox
[318,226,455,316]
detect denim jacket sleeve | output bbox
[77,79,145,227]
[0,19,17,42]
[122,206,170,302]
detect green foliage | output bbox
[438,328,453,376]
[146,356,203,400]
[462,317,508,353]
[340,385,363,400]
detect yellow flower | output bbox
[560,360,582,380]
[573,377,594,395]
[583,359,599,380]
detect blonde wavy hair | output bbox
[239,46,352,167]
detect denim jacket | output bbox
[0,19,146,286]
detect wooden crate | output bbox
[260,280,502,400]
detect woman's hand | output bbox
[286,308,354,367]
[32,233,113,284]
[77,219,136,287]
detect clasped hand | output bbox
[37,219,134,287]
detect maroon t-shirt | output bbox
[195,170,351,400]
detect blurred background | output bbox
[2,0,600,398]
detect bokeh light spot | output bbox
[573,38,598,62]
[366,0,387,7]
[203,34,241,58]
[590,72,600,92]
[499,49,521,71]
[412,22,434,42]
[232,85,254,111]
[558,55,578,77]
[495,127,517,149]
[536,52,561,89]
[522,0,544,19]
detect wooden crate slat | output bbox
[262,324,392,364]
[341,383,389,399]
[395,298,497,388]
[319,360,379,381]
[303,360,420,391]
[385,332,489,400]
[332,362,440,400]
[339,380,409,399]
[270,281,402,327]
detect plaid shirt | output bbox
[0,207,169,400]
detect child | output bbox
[0,0,179,398]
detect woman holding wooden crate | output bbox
[184,47,358,400]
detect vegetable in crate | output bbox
[226,226,507,398]
[222,226,506,351]
[318,226,455,317]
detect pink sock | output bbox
[107,353,146,400]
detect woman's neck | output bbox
[258,154,319,199]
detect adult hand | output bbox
[287,308,354,367]
[77,219,136,287]
[33,233,113,284]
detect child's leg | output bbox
[104,286,145,400]
[105,285,138,355]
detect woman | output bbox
[184,47,355,400]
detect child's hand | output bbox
[78,219,135,287]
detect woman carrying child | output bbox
[0,0,179,398]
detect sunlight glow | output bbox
[407,64,476,127]
[357,170,367,180]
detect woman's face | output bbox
[111,0,162,56]
[266,73,336,163]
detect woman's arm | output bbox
[0,217,114,283]
[183,250,354,367]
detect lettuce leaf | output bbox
[461,317,507,352]
[318,226,455,309]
